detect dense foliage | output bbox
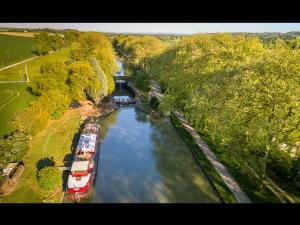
[0,132,29,169]
[149,33,300,197]
[69,60,102,104]
[70,32,117,95]
[113,35,166,94]
[33,32,64,55]
[134,70,150,92]
[1,31,117,173]
[29,61,69,95]
[37,166,61,191]
[33,30,81,56]
[150,96,160,110]
[114,35,166,71]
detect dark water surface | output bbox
[83,107,220,203]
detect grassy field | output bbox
[0,34,36,69]
[0,109,82,203]
[0,48,71,137]
[0,48,71,81]
[0,83,36,137]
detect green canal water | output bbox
[82,106,220,203]
[69,59,220,203]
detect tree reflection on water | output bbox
[88,107,220,203]
[149,118,220,202]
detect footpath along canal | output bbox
[64,59,221,203]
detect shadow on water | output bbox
[149,118,221,202]
[90,107,220,203]
[134,107,149,123]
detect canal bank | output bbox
[63,58,222,203]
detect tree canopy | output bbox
[148,33,300,193]
[70,32,117,96]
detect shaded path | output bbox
[174,111,251,203]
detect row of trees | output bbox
[147,34,300,196]
[12,32,117,136]
[33,30,81,56]
[0,32,117,181]
[113,35,166,91]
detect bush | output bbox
[150,96,160,110]
[37,166,61,191]
[134,70,150,92]
[38,90,71,119]
[10,101,50,136]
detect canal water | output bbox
[64,59,220,203]
[115,59,125,77]
[85,107,220,203]
[79,59,220,203]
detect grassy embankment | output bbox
[200,134,300,203]
[0,109,82,203]
[170,112,289,203]
[0,48,71,137]
[0,34,36,68]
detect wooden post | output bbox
[19,66,22,81]
[25,64,29,82]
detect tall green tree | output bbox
[70,32,117,95]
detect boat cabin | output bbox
[71,161,90,177]
[76,133,97,158]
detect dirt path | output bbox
[0,56,39,72]
[174,111,252,203]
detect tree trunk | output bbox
[259,145,270,189]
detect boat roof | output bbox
[71,161,89,171]
[77,133,97,152]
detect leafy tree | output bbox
[29,61,69,95]
[64,29,81,45]
[68,60,103,103]
[114,35,166,72]
[49,34,64,51]
[10,100,50,135]
[134,70,150,92]
[148,33,300,193]
[37,166,61,191]
[150,96,160,110]
[0,132,29,169]
[38,90,71,119]
[70,32,117,95]
[33,31,52,55]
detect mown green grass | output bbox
[0,48,71,137]
[0,110,82,203]
[0,48,71,81]
[0,83,36,137]
[0,34,35,68]
[170,113,237,203]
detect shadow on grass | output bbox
[36,157,55,171]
